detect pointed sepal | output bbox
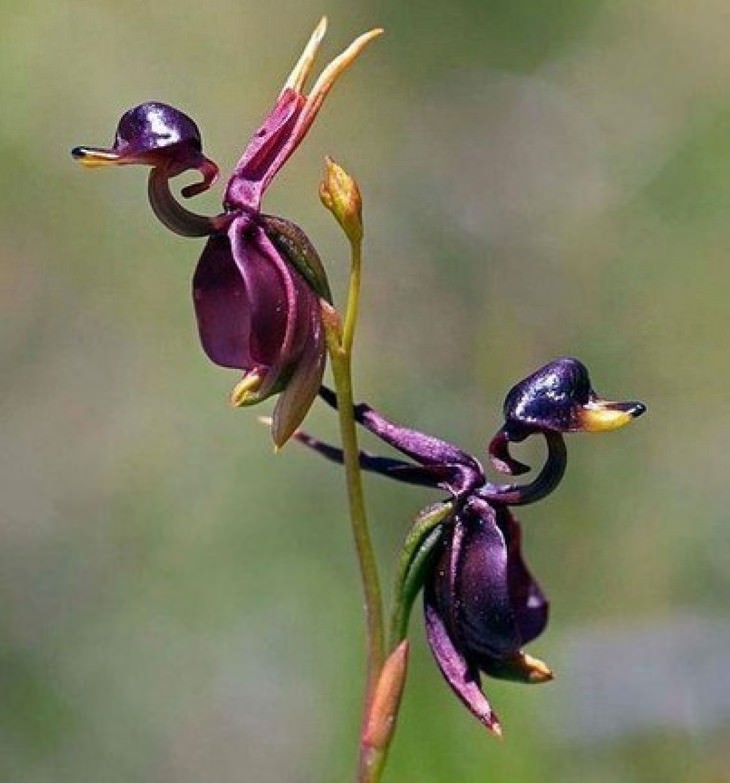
[424,584,502,736]
[389,501,455,644]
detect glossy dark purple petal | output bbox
[424,579,501,734]
[422,497,552,729]
[192,232,253,369]
[229,221,294,371]
[192,212,326,435]
[442,503,522,659]
[495,507,549,645]
[193,215,300,375]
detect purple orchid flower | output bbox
[299,358,645,733]
[72,19,381,446]
[424,497,550,734]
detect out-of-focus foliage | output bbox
[2,1,729,781]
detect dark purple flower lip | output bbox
[500,357,646,439]
[72,102,223,238]
[71,102,219,193]
[485,358,645,501]
[70,20,383,227]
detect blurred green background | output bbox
[2,0,729,781]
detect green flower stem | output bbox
[342,236,362,356]
[326,335,385,692]
[361,745,388,783]
[320,232,385,783]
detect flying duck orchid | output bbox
[72,19,381,446]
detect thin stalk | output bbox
[342,238,362,355]
[321,232,385,783]
[326,340,385,693]
[362,748,388,783]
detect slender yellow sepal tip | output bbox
[285,25,384,157]
[229,370,264,407]
[578,400,646,432]
[320,156,363,242]
[308,27,384,104]
[490,720,503,739]
[282,20,383,108]
[283,16,328,94]
[300,26,384,132]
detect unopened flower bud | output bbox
[319,156,363,243]
[363,641,409,752]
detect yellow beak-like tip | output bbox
[579,400,646,432]
[71,146,122,167]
